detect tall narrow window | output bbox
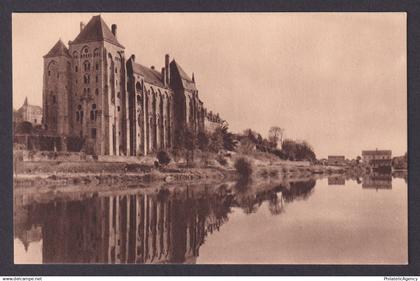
[84,61,90,71]
[91,128,97,139]
[90,103,97,121]
[77,105,83,124]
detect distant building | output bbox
[328,155,345,166]
[13,97,43,125]
[362,149,392,169]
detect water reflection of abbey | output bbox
[15,189,230,264]
[14,179,317,264]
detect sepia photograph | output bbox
[12,12,407,265]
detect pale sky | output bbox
[12,13,407,158]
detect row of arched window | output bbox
[75,103,98,123]
[72,46,101,59]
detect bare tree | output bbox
[268,126,285,148]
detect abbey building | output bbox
[43,15,208,156]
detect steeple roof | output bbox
[43,39,70,58]
[71,15,124,48]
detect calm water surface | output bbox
[14,174,407,264]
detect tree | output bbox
[183,127,196,166]
[281,139,297,160]
[220,124,237,151]
[15,121,33,134]
[209,128,224,153]
[281,139,316,162]
[234,157,253,178]
[268,126,285,148]
[197,131,209,151]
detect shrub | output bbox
[15,121,33,134]
[157,151,171,166]
[259,168,269,178]
[216,154,228,166]
[234,157,253,178]
[269,169,279,178]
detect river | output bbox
[13,172,407,264]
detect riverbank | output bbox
[13,156,352,190]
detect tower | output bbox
[42,39,72,135]
[68,15,128,156]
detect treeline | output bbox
[164,124,317,165]
[162,124,238,166]
[237,127,316,162]
[392,152,407,170]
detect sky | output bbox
[12,13,407,158]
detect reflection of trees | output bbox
[268,193,284,216]
[392,171,408,183]
[281,180,316,203]
[234,176,253,193]
[236,194,259,215]
[232,179,316,215]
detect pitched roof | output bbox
[43,39,70,58]
[132,62,165,88]
[18,104,42,113]
[362,150,392,155]
[172,60,193,82]
[71,15,124,48]
[171,60,197,91]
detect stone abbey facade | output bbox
[43,15,207,156]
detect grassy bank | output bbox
[13,149,358,189]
